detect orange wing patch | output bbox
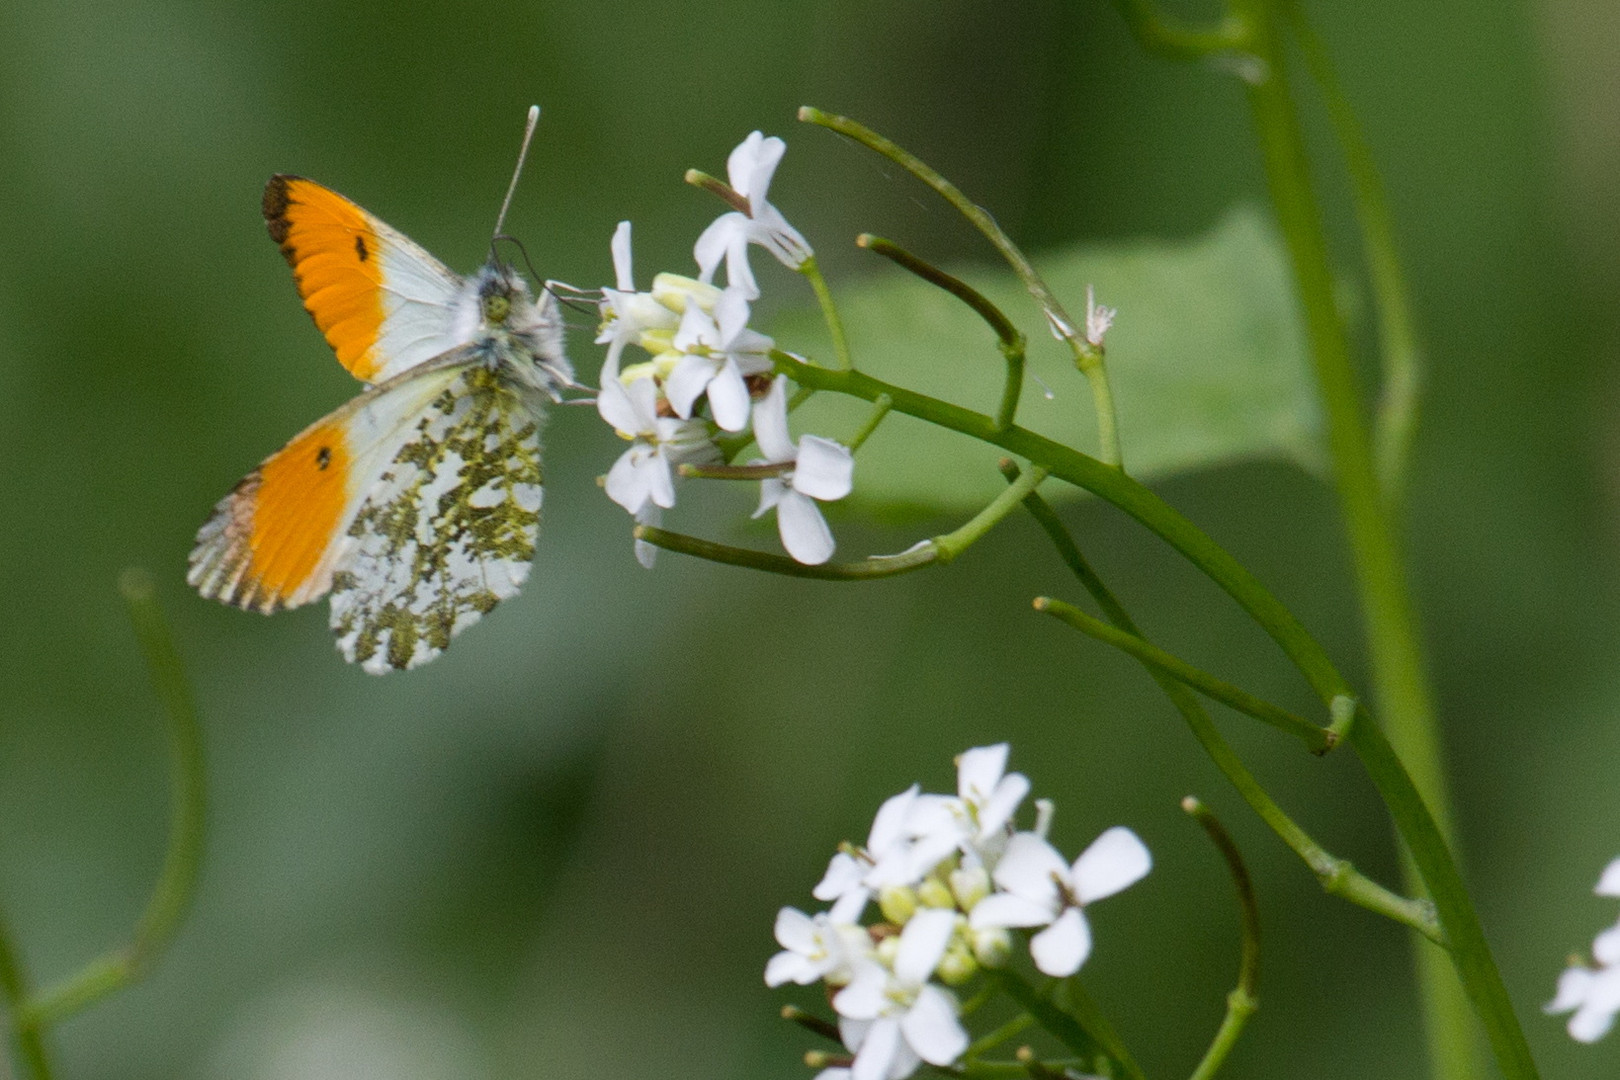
[190,416,353,613]
[265,176,387,380]
[245,419,353,606]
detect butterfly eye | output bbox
[482,291,512,324]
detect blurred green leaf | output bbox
[773,206,1319,514]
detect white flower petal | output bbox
[777,490,836,564]
[1571,998,1620,1043]
[753,376,796,462]
[977,773,1030,839]
[968,892,1057,931]
[595,357,642,434]
[645,451,677,510]
[816,852,867,901]
[902,985,968,1066]
[1071,826,1152,904]
[850,1018,902,1080]
[732,131,785,201]
[793,436,855,501]
[611,220,634,291]
[714,286,753,344]
[1549,966,1596,1014]
[604,446,650,514]
[774,907,817,952]
[664,354,716,420]
[957,745,1008,802]
[766,950,817,987]
[834,963,889,1021]
[673,298,717,352]
[1029,907,1091,977]
[706,359,752,431]
[829,886,870,925]
[694,213,744,285]
[1598,857,1620,897]
[991,832,1068,907]
[882,1038,921,1080]
[754,475,787,519]
[1596,923,1620,966]
[815,1069,852,1080]
[869,787,921,855]
[632,503,661,568]
[893,908,955,984]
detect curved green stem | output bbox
[1034,597,1329,751]
[1281,0,1423,505]
[1009,473,1438,940]
[1182,797,1260,1080]
[989,970,1146,1080]
[20,571,206,1031]
[0,914,52,1080]
[799,256,852,371]
[635,525,940,579]
[1109,0,1254,60]
[799,107,1122,468]
[774,353,1531,1076]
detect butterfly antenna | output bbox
[492,105,541,247]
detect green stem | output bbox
[799,255,852,371]
[857,234,1028,431]
[1108,0,1254,60]
[20,570,206,1031]
[1182,797,1260,1080]
[775,353,1528,1072]
[1228,2,1490,1076]
[0,914,51,1080]
[966,1014,1035,1059]
[1281,0,1423,505]
[934,464,1048,563]
[847,394,894,452]
[989,969,1146,1080]
[1033,597,1330,752]
[1010,473,1438,941]
[634,525,939,579]
[799,107,1122,468]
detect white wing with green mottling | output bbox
[328,366,546,673]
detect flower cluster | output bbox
[1547,857,1620,1042]
[596,133,853,566]
[767,744,1151,1080]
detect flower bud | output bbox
[878,885,918,926]
[971,926,1012,969]
[949,866,991,911]
[917,874,954,911]
[875,934,902,968]
[937,941,978,986]
[651,273,721,314]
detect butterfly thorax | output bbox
[454,262,571,401]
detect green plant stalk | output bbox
[1182,797,1261,1080]
[989,969,1145,1080]
[1107,0,1252,60]
[775,353,1534,1077]
[1034,597,1329,751]
[1010,474,1438,941]
[20,571,206,1030]
[799,255,853,371]
[799,107,1122,468]
[0,914,51,1080]
[1227,3,1487,1077]
[1282,0,1423,504]
[847,394,894,453]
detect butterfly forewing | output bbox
[329,366,545,674]
[264,175,475,383]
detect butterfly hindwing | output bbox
[264,175,476,383]
[329,366,545,674]
[187,356,473,614]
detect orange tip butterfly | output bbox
[189,106,575,674]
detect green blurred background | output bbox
[2,0,1617,1076]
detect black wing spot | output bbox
[355,234,369,262]
[316,446,332,469]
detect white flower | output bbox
[766,906,872,988]
[969,827,1151,977]
[695,131,813,299]
[597,353,717,517]
[831,909,969,1080]
[751,376,853,565]
[598,222,680,369]
[1548,959,1620,1043]
[1547,858,1620,1042]
[664,287,775,431]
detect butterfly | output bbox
[188,108,575,674]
